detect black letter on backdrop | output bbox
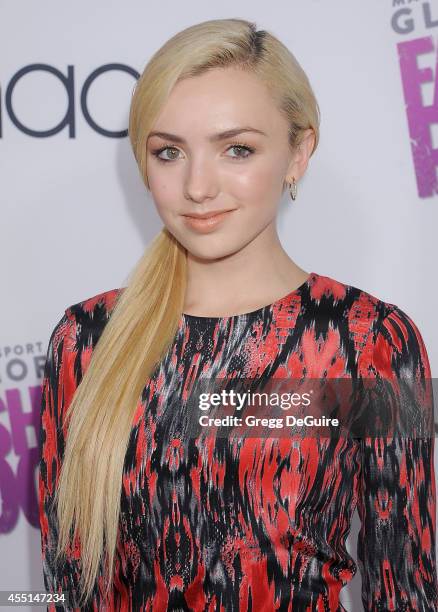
[5,64,75,137]
[81,63,139,137]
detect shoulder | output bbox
[308,272,429,370]
[308,271,397,329]
[47,287,126,358]
[44,287,126,391]
[58,287,125,339]
[65,287,125,323]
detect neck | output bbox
[183,223,309,317]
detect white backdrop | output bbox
[1,1,437,610]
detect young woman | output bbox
[38,18,437,611]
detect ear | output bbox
[285,129,315,184]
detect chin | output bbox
[183,237,243,261]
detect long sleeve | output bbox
[38,311,77,611]
[356,306,437,610]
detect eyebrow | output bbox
[147,126,267,144]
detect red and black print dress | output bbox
[38,271,437,611]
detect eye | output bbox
[151,146,181,163]
[226,143,255,159]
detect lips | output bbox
[182,209,234,232]
[183,210,234,219]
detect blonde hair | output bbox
[53,17,321,606]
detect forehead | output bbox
[150,67,284,138]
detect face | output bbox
[146,66,313,260]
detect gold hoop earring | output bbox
[289,177,297,201]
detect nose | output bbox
[184,156,218,202]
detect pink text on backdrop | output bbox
[0,384,42,532]
[398,35,438,198]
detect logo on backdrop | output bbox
[0,341,46,531]
[0,63,139,139]
[391,1,438,198]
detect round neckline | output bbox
[182,272,316,322]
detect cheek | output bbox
[149,180,180,220]
[234,163,282,217]
[147,161,179,196]
[229,160,283,200]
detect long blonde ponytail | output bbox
[54,228,186,604]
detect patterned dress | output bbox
[38,271,437,611]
